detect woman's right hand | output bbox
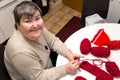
[64,60,80,74]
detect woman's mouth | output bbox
[30,26,43,32]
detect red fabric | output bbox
[79,61,113,80]
[74,76,86,80]
[80,38,91,54]
[96,76,110,80]
[91,46,110,58]
[106,40,120,50]
[91,29,110,46]
[56,16,81,42]
[105,61,120,77]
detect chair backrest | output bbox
[118,19,120,23]
[0,44,11,80]
[80,0,110,27]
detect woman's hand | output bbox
[66,50,84,61]
[64,60,80,74]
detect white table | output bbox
[56,23,120,80]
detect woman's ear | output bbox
[15,23,19,30]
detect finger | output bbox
[80,55,85,58]
[74,54,84,61]
[73,62,80,67]
[70,60,77,64]
[75,62,80,66]
[74,55,80,61]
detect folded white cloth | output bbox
[85,13,106,26]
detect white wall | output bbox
[107,0,120,23]
[0,0,31,43]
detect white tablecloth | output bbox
[56,23,120,80]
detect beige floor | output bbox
[43,0,81,35]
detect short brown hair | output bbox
[13,1,42,29]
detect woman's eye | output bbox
[35,17,40,21]
[25,20,32,23]
[35,16,41,21]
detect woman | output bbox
[4,1,82,80]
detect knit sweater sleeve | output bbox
[43,27,69,57]
[11,52,67,80]
[5,29,68,80]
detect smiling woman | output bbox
[4,1,82,80]
[18,10,44,41]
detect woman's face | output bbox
[18,10,44,41]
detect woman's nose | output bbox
[32,21,37,27]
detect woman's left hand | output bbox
[66,50,84,61]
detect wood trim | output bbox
[62,0,82,13]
